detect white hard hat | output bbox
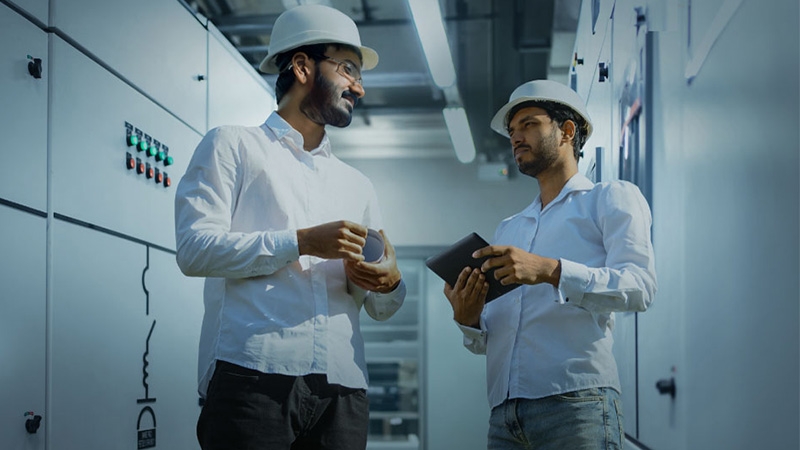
[258,4,379,74]
[490,79,593,141]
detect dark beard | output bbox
[300,69,353,128]
[517,126,560,178]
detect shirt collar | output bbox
[521,172,595,217]
[263,111,332,158]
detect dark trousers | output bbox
[197,360,369,450]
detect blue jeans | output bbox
[488,387,624,450]
[197,361,369,450]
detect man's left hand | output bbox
[473,245,561,287]
[344,230,402,293]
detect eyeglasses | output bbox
[323,57,363,85]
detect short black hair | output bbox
[506,100,589,160]
[273,43,363,104]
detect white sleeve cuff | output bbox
[558,258,591,306]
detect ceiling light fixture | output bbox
[406,0,456,88]
[443,107,476,163]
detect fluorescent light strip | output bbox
[443,107,476,163]
[407,0,457,88]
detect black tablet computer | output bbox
[425,232,522,303]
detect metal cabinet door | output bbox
[4,0,48,25]
[0,206,46,450]
[0,3,47,211]
[50,0,208,132]
[50,220,204,450]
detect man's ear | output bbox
[291,52,312,85]
[560,120,576,145]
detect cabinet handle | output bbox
[598,62,609,82]
[25,413,42,434]
[27,55,43,79]
[655,377,676,398]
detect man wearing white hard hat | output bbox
[444,79,657,449]
[175,5,405,449]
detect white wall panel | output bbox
[622,4,688,449]
[579,0,800,448]
[50,221,203,450]
[678,0,799,447]
[208,28,275,130]
[0,206,46,450]
[50,0,207,131]
[50,37,201,250]
[572,0,614,101]
[608,2,652,441]
[579,17,613,182]
[0,3,47,211]
[3,0,48,24]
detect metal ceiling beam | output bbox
[259,71,433,88]
[213,14,495,36]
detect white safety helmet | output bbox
[490,80,593,142]
[258,4,379,74]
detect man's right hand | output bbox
[444,267,489,328]
[297,220,368,262]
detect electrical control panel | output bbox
[49,36,201,251]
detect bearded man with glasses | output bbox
[175,5,406,449]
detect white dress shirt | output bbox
[459,173,657,408]
[175,111,405,396]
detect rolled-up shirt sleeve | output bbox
[348,278,407,321]
[557,182,658,313]
[458,320,488,355]
[174,127,299,279]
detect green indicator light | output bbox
[165,156,174,166]
[155,151,165,162]
[147,146,157,157]
[137,141,148,152]
[127,135,138,146]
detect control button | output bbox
[24,412,42,434]
[126,152,135,170]
[136,158,145,174]
[164,156,174,166]
[137,141,148,152]
[163,173,171,188]
[155,151,165,162]
[145,163,154,179]
[155,169,163,184]
[146,145,157,158]
[127,135,139,147]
